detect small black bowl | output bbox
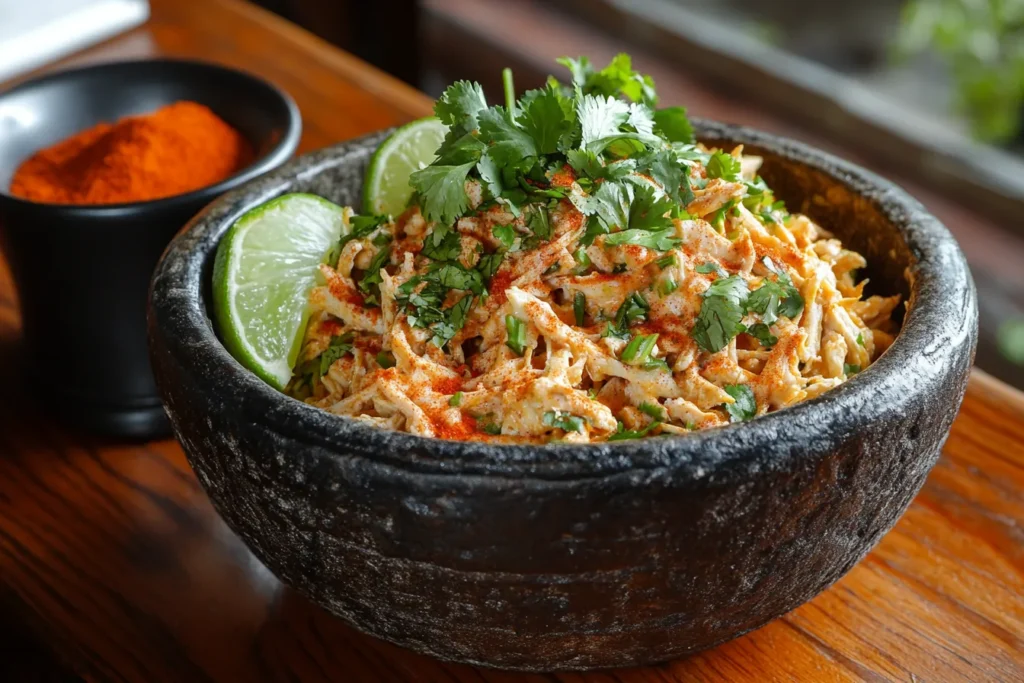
[149,122,977,670]
[0,59,300,438]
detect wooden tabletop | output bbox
[1,0,1022,680]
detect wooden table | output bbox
[1,0,1022,680]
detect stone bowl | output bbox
[147,121,977,671]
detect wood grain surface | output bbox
[0,0,1022,680]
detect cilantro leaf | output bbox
[636,149,687,206]
[608,420,660,441]
[706,151,742,181]
[579,53,658,106]
[614,292,650,329]
[478,107,538,168]
[653,106,695,144]
[695,262,727,277]
[543,410,586,433]
[844,363,861,376]
[626,183,674,232]
[746,271,804,325]
[434,81,488,134]
[492,224,516,250]
[528,205,552,240]
[521,85,573,155]
[557,56,594,88]
[592,180,631,231]
[476,252,504,280]
[319,333,355,376]
[692,275,749,353]
[723,384,757,422]
[409,160,477,225]
[421,223,462,262]
[578,94,630,149]
[747,322,778,348]
[358,240,392,303]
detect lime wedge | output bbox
[363,117,447,215]
[212,193,347,389]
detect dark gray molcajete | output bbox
[148,121,977,671]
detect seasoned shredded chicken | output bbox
[288,147,900,443]
[276,55,901,443]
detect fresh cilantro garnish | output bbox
[358,240,392,303]
[856,332,866,347]
[636,149,692,206]
[653,106,695,144]
[572,246,592,273]
[521,84,574,155]
[409,160,478,225]
[528,204,552,240]
[482,422,502,435]
[421,223,463,261]
[492,224,516,250]
[626,183,674,232]
[434,80,488,135]
[505,315,527,356]
[845,364,862,375]
[449,391,463,407]
[476,253,504,280]
[655,254,676,269]
[746,267,804,325]
[608,420,660,441]
[543,410,586,433]
[706,151,742,181]
[747,322,777,348]
[319,333,355,376]
[659,277,678,295]
[692,275,749,353]
[639,401,665,421]
[614,292,649,329]
[574,291,587,326]
[376,351,396,369]
[621,333,659,365]
[696,262,727,277]
[723,384,756,422]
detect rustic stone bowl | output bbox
[148,121,977,671]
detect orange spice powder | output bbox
[9,101,253,205]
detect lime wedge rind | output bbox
[213,193,347,389]
[363,117,447,216]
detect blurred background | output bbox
[5,0,1024,389]
[257,0,1024,389]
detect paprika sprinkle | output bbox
[9,101,253,205]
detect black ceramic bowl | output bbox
[149,122,977,671]
[0,59,300,437]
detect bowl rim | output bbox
[0,57,302,215]
[150,119,977,481]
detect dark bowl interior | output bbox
[149,121,977,670]
[0,59,300,437]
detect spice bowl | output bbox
[0,59,301,437]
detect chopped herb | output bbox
[319,333,355,376]
[639,401,665,421]
[572,246,592,273]
[856,332,866,347]
[505,315,528,356]
[659,277,678,295]
[723,384,756,422]
[528,204,553,240]
[543,410,586,433]
[642,357,670,371]
[746,322,778,348]
[604,228,680,251]
[482,422,502,435]
[376,351,396,369]
[696,262,727,277]
[421,224,463,262]
[706,151,742,181]
[476,252,504,280]
[358,240,392,303]
[692,275,749,353]
[449,391,463,407]
[746,270,804,325]
[621,333,659,365]
[845,364,862,376]
[574,291,587,326]
[614,292,650,329]
[608,420,660,441]
[492,224,516,250]
[655,254,677,269]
